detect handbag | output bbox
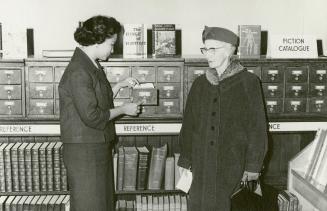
[231,179,263,211]
[231,179,279,211]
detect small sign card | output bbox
[269,35,318,58]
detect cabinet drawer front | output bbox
[265,99,283,113]
[285,66,308,83]
[309,84,327,97]
[188,67,207,84]
[131,66,155,82]
[0,69,22,84]
[262,83,283,98]
[106,67,130,82]
[157,67,181,82]
[0,85,21,99]
[309,98,327,113]
[139,105,156,117]
[284,98,307,113]
[0,100,22,115]
[132,89,158,105]
[245,66,261,79]
[157,83,180,99]
[157,99,180,114]
[28,67,53,82]
[310,66,327,83]
[54,67,66,82]
[29,99,54,115]
[285,83,308,98]
[29,83,54,99]
[262,66,284,83]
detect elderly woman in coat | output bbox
[177,26,268,211]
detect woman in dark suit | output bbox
[58,15,140,211]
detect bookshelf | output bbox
[1,57,327,206]
[288,132,327,210]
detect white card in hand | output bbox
[176,169,193,193]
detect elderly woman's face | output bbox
[203,39,234,69]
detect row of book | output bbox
[0,142,68,192]
[123,24,176,58]
[277,190,300,211]
[304,128,327,193]
[116,194,187,211]
[114,145,181,191]
[0,194,70,211]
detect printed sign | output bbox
[269,35,318,58]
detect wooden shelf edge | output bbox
[0,191,70,196]
[291,170,327,210]
[115,189,185,195]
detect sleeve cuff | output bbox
[177,157,192,169]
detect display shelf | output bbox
[0,191,70,196]
[115,189,184,195]
[288,134,327,211]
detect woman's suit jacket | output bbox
[58,47,116,144]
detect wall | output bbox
[0,0,326,57]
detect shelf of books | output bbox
[288,128,327,211]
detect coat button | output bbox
[213,98,217,103]
[212,112,216,116]
[211,126,215,130]
[210,141,214,146]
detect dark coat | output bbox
[178,62,268,211]
[58,47,116,144]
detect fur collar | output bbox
[205,60,244,85]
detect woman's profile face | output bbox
[203,39,233,69]
[97,34,117,61]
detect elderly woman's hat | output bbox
[202,26,239,46]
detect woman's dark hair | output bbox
[74,15,121,46]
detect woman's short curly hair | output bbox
[74,15,121,46]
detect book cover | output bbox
[141,196,147,211]
[4,143,14,192]
[46,142,56,191]
[23,196,34,211]
[158,196,164,211]
[53,142,62,191]
[11,195,21,210]
[123,24,147,58]
[163,195,169,211]
[54,195,66,211]
[136,146,150,190]
[181,196,187,211]
[35,195,46,210]
[152,24,176,57]
[0,143,7,192]
[147,144,167,190]
[169,195,175,211]
[59,145,68,191]
[123,146,138,191]
[30,195,40,211]
[164,156,175,190]
[39,142,49,191]
[18,142,28,192]
[25,143,35,192]
[31,142,42,192]
[4,196,15,211]
[311,133,327,190]
[10,142,21,191]
[238,25,261,58]
[153,196,159,211]
[147,195,153,211]
[113,153,118,191]
[117,147,125,191]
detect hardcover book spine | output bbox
[46,145,54,191]
[18,145,26,191]
[4,145,12,192]
[53,144,61,191]
[39,145,47,191]
[25,146,33,192]
[31,146,40,191]
[0,145,6,192]
[11,145,20,191]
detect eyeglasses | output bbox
[200,47,225,55]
